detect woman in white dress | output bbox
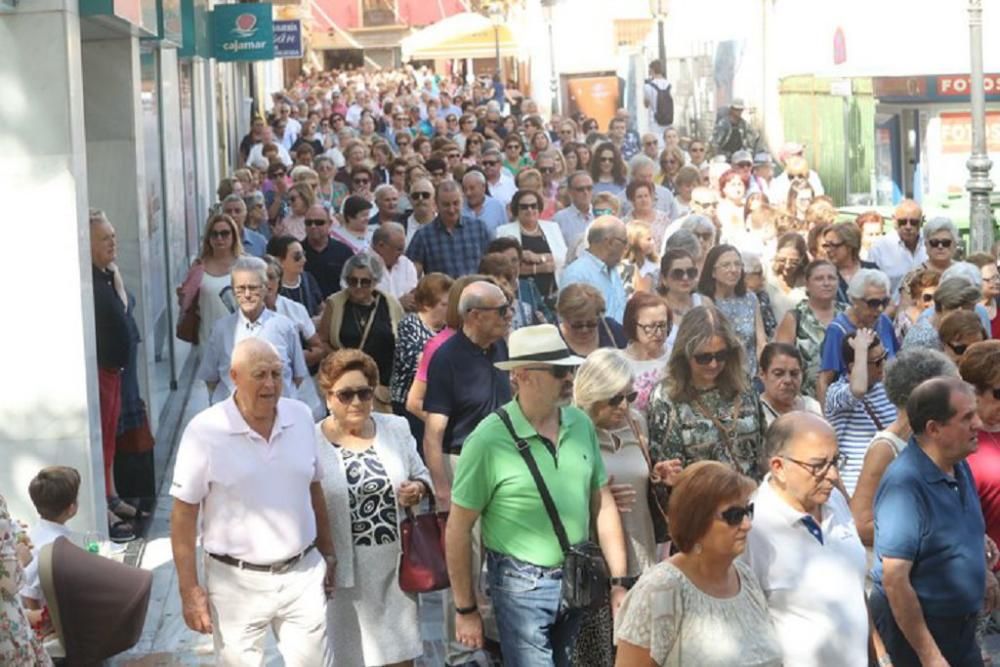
[614,461,782,667]
[315,349,433,667]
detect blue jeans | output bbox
[486,550,582,667]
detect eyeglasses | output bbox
[608,391,639,407]
[669,267,699,281]
[233,284,264,294]
[345,277,373,288]
[472,303,510,318]
[568,319,600,331]
[868,352,888,366]
[539,167,554,174]
[523,365,575,379]
[305,218,327,227]
[637,321,670,335]
[353,178,370,186]
[599,156,615,163]
[718,503,754,527]
[862,297,890,310]
[643,141,658,147]
[291,252,304,261]
[572,185,593,192]
[333,386,375,405]
[209,229,232,239]
[821,241,845,250]
[947,341,973,356]
[692,350,728,365]
[896,217,923,227]
[921,292,935,303]
[482,160,499,166]
[928,238,953,249]
[519,202,540,211]
[782,453,848,478]
[410,191,432,200]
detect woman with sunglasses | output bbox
[622,293,673,415]
[901,276,982,352]
[573,348,668,667]
[177,213,245,345]
[556,283,627,358]
[496,189,567,303]
[315,349,432,667]
[893,268,940,343]
[266,235,324,317]
[590,141,627,199]
[502,134,533,177]
[657,147,685,191]
[765,233,808,325]
[647,306,767,481]
[263,161,291,224]
[273,182,314,242]
[657,248,710,349]
[614,460,781,667]
[461,131,485,166]
[938,310,988,366]
[697,244,766,377]
[823,222,878,306]
[319,253,404,414]
[922,216,960,273]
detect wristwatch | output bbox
[876,655,892,667]
[609,576,636,589]
[455,604,479,615]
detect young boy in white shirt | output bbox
[20,466,80,611]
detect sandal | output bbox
[108,519,136,544]
[108,496,150,521]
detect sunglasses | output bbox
[472,303,510,317]
[862,297,890,310]
[693,350,729,365]
[346,277,373,288]
[209,229,232,239]
[568,319,600,331]
[821,241,845,249]
[921,292,935,303]
[868,352,888,367]
[608,391,639,407]
[948,341,972,356]
[353,179,371,186]
[718,503,754,527]
[304,218,327,227]
[669,267,698,281]
[928,238,953,249]
[897,217,922,227]
[333,386,374,405]
[519,202,540,211]
[411,191,432,200]
[539,167,554,174]
[482,160,499,166]
[524,365,575,379]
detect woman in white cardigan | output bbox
[496,188,568,303]
[315,349,433,667]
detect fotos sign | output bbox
[212,3,274,61]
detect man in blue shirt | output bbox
[407,181,491,278]
[561,216,628,323]
[222,195,267,258]
[870,377,996,667]
[461,170,507,238]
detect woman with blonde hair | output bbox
[824,221,877,305]
[176,213,245,345]
[620,220,659,296]
[274,181,315,241]
[556,282,627,357]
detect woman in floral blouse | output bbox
[647,305,766,480]
[1,494,52,666]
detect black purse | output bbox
[496,407,610,610]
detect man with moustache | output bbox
[446,324,628,666]
[868,199,929,300]
[744,412,868,667]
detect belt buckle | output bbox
[271,552,299,574]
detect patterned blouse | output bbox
[791,299,845,399]
[339,447,400,546]
[0,496,52,666]
[714,293,761,377]
[389,313,436,405]
[647,385,766,480]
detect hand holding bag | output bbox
[398,493,450,593]
[176,262,204,344]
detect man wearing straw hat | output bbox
[446,324,628,666]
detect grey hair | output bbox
[933,276,982,311]
[249,157,269,170]
[940,261,983,288]
[245,191,265,207]
[628,153,656,174]
[462,170,486,186]
[222,193,246,209]
[231,256,269,285]
[573,348,634,414]
[314,155,334,169]
[678,214,716,237]
[664,229,702,259]
[458,280,504,317]
[924,216,959,241]
[340,252,385,287]
[846,268,891,300]
[883,348,958,408]
[373,183,397,201]
[482,147,502,159]
[742,252,763,273]
[435,179,462,200]
[372,222,405,246]
[89,208,110,225]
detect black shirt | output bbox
[279,271,325,316]
[339,296,395,386]
[92,265,131,369]
[304,237,356,298]
[423,330,512,455]
[520,232,555,298]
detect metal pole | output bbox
[548,14,558,116]
[494,24,501,79]
[967,0,995,253]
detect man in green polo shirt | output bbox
[445,324,628,666]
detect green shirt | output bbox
[451,399,608,568]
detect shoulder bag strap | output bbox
[600,317,617,347]
[357,294,381,351]
[860,398,886,431]
[624,411,653,470]
[495,407,572,555]
[693,394,742,464]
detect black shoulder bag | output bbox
[495,407,610,610]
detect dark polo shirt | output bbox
[304,236,356,298]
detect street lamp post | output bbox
[543,1,558,116]
[488,2,504,81]
[650,0,667,70]
[967,0,995,253]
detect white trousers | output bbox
[205,548,332,667]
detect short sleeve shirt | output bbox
[451,400,608,568]
[819,312,898,379]
[304,237,356,298]
[406,216,491,278]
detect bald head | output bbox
[587,215,628,266]
[305,204,328,221]
[231,338,281,372]
[458,281,505,317]
[766,411,836,458]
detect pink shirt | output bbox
[969,430,1000,571]
[414,327,456,382]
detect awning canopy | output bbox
[402,12,520,61]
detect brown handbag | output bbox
[398,496,450,593]
[176,292,200,344]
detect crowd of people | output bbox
[5,61,1000,667]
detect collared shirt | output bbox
[170,396,322,564]
[552,204,593,251]
[561,250,628,323]
[462,196,508,238]
[872,438,986,617]
[20,519,75,602]
[451,399,608,568]
[423,329,511,454]
[406,215,491,278]
[92,265,131,369]
[377,254,419,300]
[241,228,268,258]
[304,236,356,298]
[620,184,678,220]
[405,213,434,249]
[196,308,307,399]
[744,478,868,667]
[487,173,517,207]
[868,230,928,299]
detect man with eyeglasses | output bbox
[461,169,506,237]
[769,144,825,203]
[868,199,929,299]
[561,216,629,323]
[447,324,627,666]
[423,281,512,666]
[688,140,708,168]
[407,180,491,279]
[481,147,516,207]
[553,171,595,251]
[743,412,868,667]
[197,256,307,404]
[405,177,437,248]
[302,205,354,299]
[871,377,996,667]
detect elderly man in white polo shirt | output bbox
[171,337,336,666]
[743,411,869,667]
[868,199,928,300]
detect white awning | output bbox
[401,12,520,61]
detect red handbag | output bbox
[398,498,450,593]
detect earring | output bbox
[693,543,703,554]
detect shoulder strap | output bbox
[600,317,617,347]
[495,407,572,554]
[860,398,886,431]
[357,294,381,351]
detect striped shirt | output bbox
[825,378,897,495]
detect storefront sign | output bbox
[939,111,1000,154]
[937,74,1000,96]
[875,75,1000,103]
[211,3,273,61]
[273,19,302,58]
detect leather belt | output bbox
[208,544,315,574]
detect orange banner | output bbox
[565,76,620,131]
[939,111,1000,153]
